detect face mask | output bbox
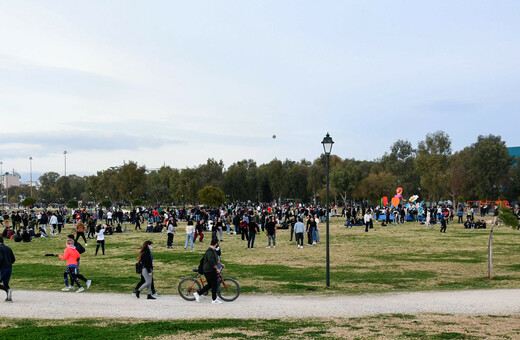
[149,246,153,250]
[215,247,220,251]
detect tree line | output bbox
[8,131,520,206]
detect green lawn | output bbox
[5,218,520,295]
[2,314,520,339]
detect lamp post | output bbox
[321,133,334,287]
[63,151,67,177]
[5,172,9,206]
[29,157,33,198]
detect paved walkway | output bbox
[1,289,520,319]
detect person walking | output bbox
[194,220,204,242]
[166,217,175,249]
[75,221,87,246]
[247,219,258,249]
[0,237,15,302]
[266,217,276,248]
[193,238,223,304]
[294,218,305,249]
[185,220,194,250]
[440,212,447,233]
[59,239,85,293]
[49,213,58,235]
[133,240,155,300]
[95,224,106,256]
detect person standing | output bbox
[0,237,15,302]
[364,211,371,233]
[193,238,223,304]
[95,224,106,256]
[266,217,276,248]
[239,217,249,241]
[294,218,305,249]
[133,240,156,299]
[247,219,258,249]
[185,220,194,250]
[166,217,175,249]
[49,213,58,235]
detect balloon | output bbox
[391,197,400,208]
[383,196,388,206]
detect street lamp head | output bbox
[29,157,32,160]
[321,133,334,155]
[64,151,67,155]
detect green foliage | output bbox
[131,198,143,206]
[198,185,225,206]
[499,207,519,228]
[67,199,78,209]
[100,199,112,209]
[21,197,36,207]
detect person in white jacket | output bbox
[49,213,58,235]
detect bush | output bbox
[499,207,519,228]
[100,199,112,209]
[67,199,78,209]
[21,197,36,207]
[198,185,225,207]
[132,198,143,206]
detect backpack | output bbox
[76,243,85,254]
[135,261,143,274]
[197,250,209,274]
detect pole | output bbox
[29,157,33,197]
[326,153,330,287]
[0,162,3,207]
[64,151,67,177]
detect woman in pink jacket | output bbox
[59,239,85,293]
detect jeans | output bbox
[268,234,276,247]
[167,233,174,247]
[226,224,230,234]
[185,233,194,249]
[311,227,317,242]
[248,233,256,248]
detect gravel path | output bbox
[1,289,519,319]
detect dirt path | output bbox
[1,289,519,319]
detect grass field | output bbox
[5,218,520,295]
[1,314,519,339]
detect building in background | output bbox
[508,146,520,165]
[0,172,21,189]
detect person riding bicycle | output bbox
[194,238,223,304]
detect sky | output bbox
[1,1,519,182]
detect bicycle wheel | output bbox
[178,278,201,301]
[218,278,240,302]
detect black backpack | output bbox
[75,242,85,254]
[197,251,208,274]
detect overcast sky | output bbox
[1,1,519,182]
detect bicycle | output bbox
[178,268,240,302]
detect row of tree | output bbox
[6,131,520,206]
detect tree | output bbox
[54,176,72,202]
[415,131,452,201]
[198,185,225,207]
[21,197,36,207]
[222,162,248,201]
[266,159,288,205]
[176,168,200,204]
[67,199,78,209]
[352,172,397,202]
[468,135,513,199]
[38,171,60,203]
[330,159,362,202]
[116,161,147,203]
[381,140,420,194]
[100,199,112,209]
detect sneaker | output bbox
[147,294,156,300]
[273,246,276,248]
[7,289,12,300]
[212,298,223,304]
[134,290,140,299]
[266,246,270,248]
[5,298,12,303]
[76,287,85,293]
[85,243,88,246]
[152,293,159,297]
[86,280,92,289]
[297,245,300,248]
[193,291,200,303]
[61,287,71,291]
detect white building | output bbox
[1,172,21,189]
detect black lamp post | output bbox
[321,133,334,287]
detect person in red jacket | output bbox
[58,239,85,293]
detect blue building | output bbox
[508,147,520,164]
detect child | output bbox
[58,239,85,293]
